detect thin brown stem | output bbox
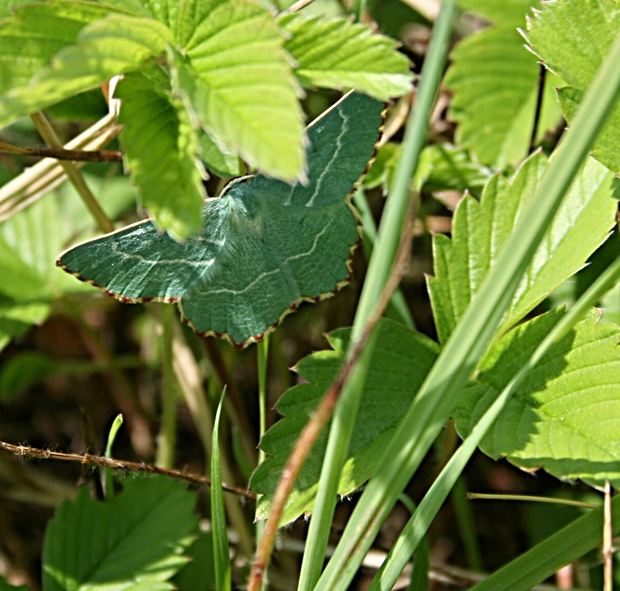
[528,63,547,154]
[30,112,114,234]
[0,441,255,498]
[248,200,417,591]
[0,140,122,162]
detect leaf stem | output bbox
[256,336,270,552]
[29,111,114,234]
[528,63,547,153]
[104,414,124,500]
[467,493,598,509]
[281,0,316,14]
[257,336,270,467]
[203,339,258,467]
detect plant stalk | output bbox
[155,304,178,469]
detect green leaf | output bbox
[0,189,104,295]
[0,237,49,300]
[365,142,492,195]
[279,13,413,101]
[173,0,304,181]
[45,88,109,120]
[250,318,439,524]
[524,0,620,89]
[0,1,117,94]
[454,308,620,488]
[524,0,620,173]
[0,13,171,128]
[427,153,619,345]
[445,25,561,168]
[43,475,198,591]
[104,0,183,26]
[458,0,540,26]
[57,93,383,347]
[0,178,135,351]
[115,66,206,238]
[55,171,138,238]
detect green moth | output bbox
[57,92,384,348]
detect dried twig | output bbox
[0,140,122,162]
[0,440,255,499]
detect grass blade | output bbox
[212,388,231,591]
[296,3,457,587]
[314,25,620,591]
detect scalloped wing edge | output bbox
[56,92,386,349]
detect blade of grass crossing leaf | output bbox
[299,4,458,590]
[315,26,620,591]
[212,388,231,591]
[365,221,620,591]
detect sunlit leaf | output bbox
[115,66,205,238]
[414,144,493,194]
[458,0,540,26]
[0,1,115,94]
[43,476,197,591]
[0,14,171,128]
[454,308,620,489]
[524,0,620,173]
[173,0,304,181]
[445,25,561,167]
[427,153,619,344]
[280,13,413,101]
